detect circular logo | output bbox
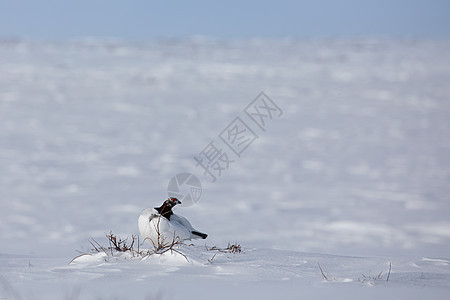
[167,173,202,207]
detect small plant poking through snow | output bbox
[206,242,242,254]
[226,243,242,253]
[318,263,333,281]
[72,217,242,264]
[106,232,136,253]
[358,262,392,285]
[72,227,242,265]
[71,229,189,264]
[71,232,139,264]
[317,262,392,284]
[87,232,141,257]
[205,243,242,264]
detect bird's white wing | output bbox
[171,213,208,239]
[139,209,205,244]
[170,213,196,232]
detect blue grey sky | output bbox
[1,0,450,40]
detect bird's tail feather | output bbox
[192,231,207,239]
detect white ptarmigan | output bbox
[138,197,207,248]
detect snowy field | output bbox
[1,38,450,299]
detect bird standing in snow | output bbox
[138,197,207,248]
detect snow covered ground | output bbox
[1,38,450,298]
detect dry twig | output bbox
[206,242,242,254]
[318,263,329,281]
[386,262,392,282]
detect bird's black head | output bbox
[164,197,182,208]
[155,198,181,220]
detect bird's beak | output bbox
[176,199,182,205]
